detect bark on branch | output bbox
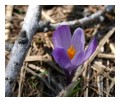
[5,5,42,97]
[38,5,114,32]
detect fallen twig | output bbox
[5,5,42,97]
[38,5,114,32]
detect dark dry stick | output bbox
[38,5,114,32]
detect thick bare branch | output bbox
[5,5,42,97]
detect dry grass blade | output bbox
[84,65,91,97]
[93,61,115,72]
[42,10,56,23]
[96,70,104,97]
[25,55,64,74]
[97,53,115,59]
[109,43,115,54]
[18,47,32,97]
[25,55,49,62]
[18,66,26,97]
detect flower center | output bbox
[67,45,76,60]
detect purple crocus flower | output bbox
[52,25,97,84]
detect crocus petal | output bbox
[52,25,71,50]
[52,47,72,70]
[71,28,85,53]
[71,50,85,67]
[84,36,98,62]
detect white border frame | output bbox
[1,0,119,102]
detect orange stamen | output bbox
[67,45,76,60]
